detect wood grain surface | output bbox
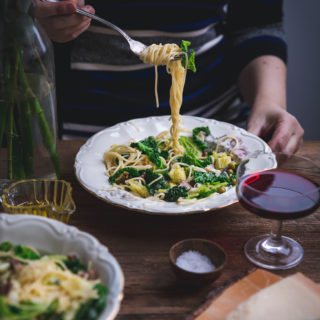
[59,140,320,320]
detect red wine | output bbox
[238,169,320,220]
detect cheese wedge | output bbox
[226,273,320,320]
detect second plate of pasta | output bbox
[75,115,275,215]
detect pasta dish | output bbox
[104,41,239,203]
[0,242,107,320]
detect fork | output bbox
[40,0,184,60]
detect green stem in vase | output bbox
[6,49,20,180]
[17,50,60,178]
[12,119,26,180]
[0,56,10,156]
[17,99,34,178]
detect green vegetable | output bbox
[194,171,230,184]
[179,152,213,169]
[74,284,108,320]
[180,40,196,72]
[14,245,40,260]
[0,241,12,252]
[164,186,189,202]
[43,299,60,319]
[131,136,165,169]
[144,169,168,195]
[194,171,236,186]
[192,126,210,150]
[63,257,86,274]
[159,150,169,160]
[109,167,141,184]
[0,296,48,319]
[178,136,202,157]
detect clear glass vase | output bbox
[0,0,60,186]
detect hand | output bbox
[247,104,304,154]
[35,0,95,43]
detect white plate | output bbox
[0,213,124,320]
[75,115,275,215]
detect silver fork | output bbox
[40,0,184,60]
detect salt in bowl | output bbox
[169,238,227,286]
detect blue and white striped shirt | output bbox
[54,0,287,138]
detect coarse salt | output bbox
[176,250,216,273]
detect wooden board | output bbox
[191,269,281,320]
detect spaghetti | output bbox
[140,43,187,154]
[104,41,240,203]
[0,242,107,320]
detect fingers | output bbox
[247,113,273,139]
[44,18,91,42]
[35,0,95,43]
[268,114,304,154]
[35,0,77,18]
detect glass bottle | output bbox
[0,0,60,184]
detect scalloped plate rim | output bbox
[74,115,274,215]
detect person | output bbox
[35,0,304,153]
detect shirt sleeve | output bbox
[226,0,287,75]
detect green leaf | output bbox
[144,169,168,195]
[194,171,229,184]
[180,40,196,72]
[109,167,141,184]
[180,40,191,52]
[14,245,40,260]
[192,126,210,150]
[0,296,48,319]
[164,186,189,202]
[131,137,165,169]
[179,135,202,157]
[179,152,212,169]
[63,257,86,274]
[74,284,108,320]
[0,242,12,252]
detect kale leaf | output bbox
[0,296,48,319]
[14,245,40,260]
[178,135,202,157]
[194,171,234,186]
[144,169,168,195]
[164,186,189,202]
[0,241,12,252]
[179,153,213,169]
[131,136,165,169]
[109,167,141,184]
[74,284,108,320]
[63,257,86,274]
[192,126,210,150]
[180,40,196,72]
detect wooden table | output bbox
[59,140,320,320]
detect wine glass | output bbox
[236,152,320,270]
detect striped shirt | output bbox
[53,0,287,138]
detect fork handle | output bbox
[76,8,132,43]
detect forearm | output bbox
[237,55,287,111]
[239,55,304,153]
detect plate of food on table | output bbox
[0,213,124,320]
[75,41,275,215]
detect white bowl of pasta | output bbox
[75,115,275,215]
[0,213,124,320]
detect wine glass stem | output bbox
[260,220,290,256]
[270,220,283,241]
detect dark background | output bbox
[284,0,320,139]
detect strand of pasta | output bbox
[140,43,187,155]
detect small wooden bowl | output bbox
[169,238,227,286]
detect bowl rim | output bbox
[169,238,227,275]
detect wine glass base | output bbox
[244,234,304,270]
